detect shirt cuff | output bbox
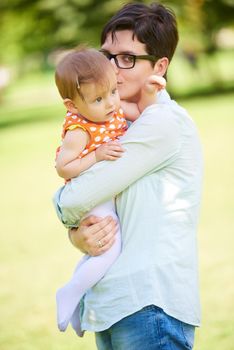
[53,186,80,229]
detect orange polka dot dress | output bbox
[59,108,128,158]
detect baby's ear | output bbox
[63,98,78,113]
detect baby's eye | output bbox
[111,88,117,95]
[96,97,102,103]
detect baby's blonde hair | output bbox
[55,47,114,100]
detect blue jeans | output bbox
[95,305,195,350]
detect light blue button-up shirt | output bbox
[54,90,203,331]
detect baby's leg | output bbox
[56,201,121,332]
[71,223,121,337]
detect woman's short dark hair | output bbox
[101,2,178,63]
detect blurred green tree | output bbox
[164,0,234,53]
[0,0,131,66]
[0,0,233,68]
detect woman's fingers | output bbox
[88,216,119,255]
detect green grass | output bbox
[0,75,234,349]
[181,94,234,350]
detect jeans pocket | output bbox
[181,322,195,349]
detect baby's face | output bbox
[73,69,120,123]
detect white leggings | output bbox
[56,200,121,333]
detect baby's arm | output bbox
[120,75,166,122]
[56,129,124,180]
[138,75,166,114]
[56,128,95,180]
[120,101,140,122]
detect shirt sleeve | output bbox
[54,104,181,228]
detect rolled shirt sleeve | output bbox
[53,104,181,228]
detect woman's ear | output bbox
[153,57,169,77]
[63,98,78,114]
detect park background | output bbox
[0,0,234,349]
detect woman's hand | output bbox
[68,215,118,256]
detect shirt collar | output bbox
[157,89,172,105]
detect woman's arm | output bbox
[54,104,181,228]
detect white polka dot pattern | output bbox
[60,109,128,159]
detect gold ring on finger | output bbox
[97,240,103,248]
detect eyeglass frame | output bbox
[100,50,159,69]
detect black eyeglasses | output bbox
[100,51,158,69]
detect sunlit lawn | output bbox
[0,74,233,349]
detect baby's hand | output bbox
[95,141,124,161]
[144,75,166,94]
[138,75,166,113]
